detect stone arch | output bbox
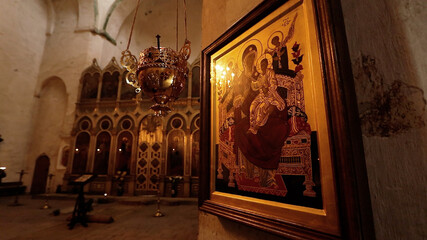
[29,77,67,188]
[104,0,141,40]
[57,145,70,169]
[45,0,56,35]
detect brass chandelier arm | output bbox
[120,0,141,79]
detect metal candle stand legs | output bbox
[41,173,54,209]
[153,176,164,217]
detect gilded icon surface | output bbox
[212,1,322,208]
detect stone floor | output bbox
[0,194,198,240]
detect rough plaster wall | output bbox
[0,0,48,181]
[201,0,262,49]
[341,0,427,239]
[26,78,67,190]
[76,0,96,30]
[23,0,112,187]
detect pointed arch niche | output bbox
[92,117,113,175]
[166,114,186,176]
[72,132,90,174]
[30,76,67,191]
[190,114,200,176]
[93,131,111,174]
[80,59,101,102]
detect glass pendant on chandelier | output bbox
[120,0,191,117]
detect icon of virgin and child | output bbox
[217,12,312,195]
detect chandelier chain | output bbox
[126,0,141,51]
[176,0,179,50]
[184,0,188,40]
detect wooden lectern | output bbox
[67,174,94,229]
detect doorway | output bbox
[30,155,50,194]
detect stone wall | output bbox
[341,0,426,238]
[24,0,105,189]
[0,0,48,182]
[199,0,426,239]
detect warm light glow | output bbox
[119,0,191,117]
[0,167,6,170]
[97,148,101,152]
[118,149,122,152]
[104,193,108,197]
[75,148,79,152]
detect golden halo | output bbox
[214,57,236,76]
[237,39,263,72]
[267,31,284,50]
[256,54,273,73]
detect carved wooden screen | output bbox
[166,116,186,176]
[81,72,100,101]
[167,130,185,176]
[79,59,102,102]
[120,71,136,100]
[93,131,111,174]
[135,115,163,192]
[191,116,200,176]
[72,132,90,174]
[100,71,119,101]
[115,131,133,173]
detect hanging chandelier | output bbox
[120,0,191,117]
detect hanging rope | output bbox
[176,0,179,50]
[126,0,141,51]
[120,0,141,90]
[183,0,188,40]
